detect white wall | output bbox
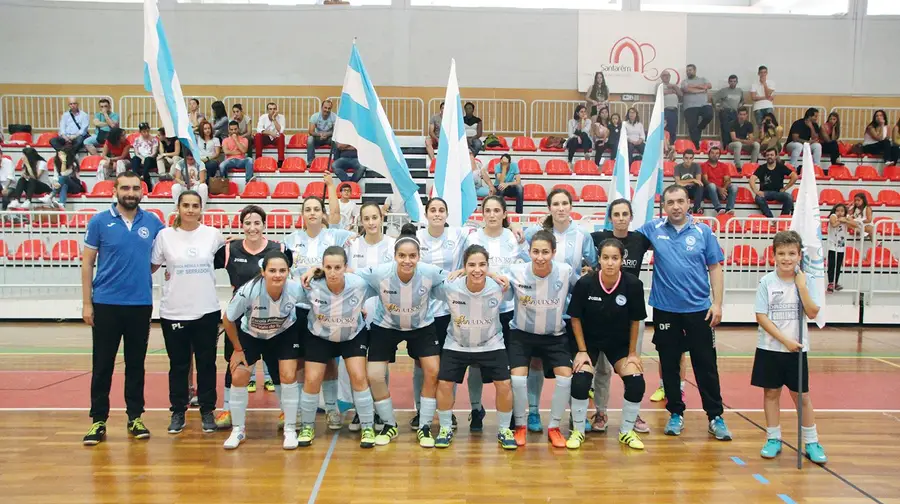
[0,0,897,94]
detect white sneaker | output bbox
[327,410,343,431]
[223,427,245,450]
[21,200,31,209]
[283,429,299,450]
[8,200,23,210]
[38,194,53,205]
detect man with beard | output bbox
[81,172,165,446]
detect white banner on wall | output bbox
[578,12,687,94]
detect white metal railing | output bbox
[118,95,218,131]
[772,105,827,135]
[221,96,321,134]
[863,218,900,302]
[428,98,527,137]
[1,95,114,133]
[326,96,425,135]
[830,107,900,143]
[529,100,585,136]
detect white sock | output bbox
[322,379,338,413]
[767,425,782,441]
[353,389,375,429]
[497,410,513,432]
[419,397,437,430]
[281,382,299,431]
[801,424,819,444]
[412,366,424,412]
[223,386,231,412]
[511,375,528,426]
[548,375,572,429]
[230,386,248,428]
[373,398,396,427]
[274,384,282,403]
[571,396,588,434]
[438,409,453,430]
[620,399,641,434]
[300,390,318,426]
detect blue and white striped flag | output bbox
[142,0,202,164]
[433,59,477,228]
[603,122,632,230]
[631,84,665,229]
[790,142,826,328]
[334,43,424,221]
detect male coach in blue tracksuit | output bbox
[637,184,732,441]
[81,171,164,446]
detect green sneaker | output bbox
[434,426,453,448]
[497,428,517,450]
[374,424,398,446]
[417,425,435,448]
[264,379,275,392]
[760,439,783,459]
[83,421,107,446]
[805,442,827,464]
[298,425,315,447]
[360,427,376,449]
[247,380,257,393]
[127,417,151,439]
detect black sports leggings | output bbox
[827,250,844,285]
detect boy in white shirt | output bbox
[338,183,359,231]
[752,230,826,464]
[381,192,409,237]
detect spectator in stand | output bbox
[892,118,900,166]
[85,99,120,155]
[197,120,221,178]
[307,100,335,164]
[607,113,622,161]
[674,149,704,213]
[592,107,611,164]
[337,183,360,231]
[50,97,90,154]
[786,108,822,168]
[494,153,524,214]
[172,151,208,207]
[728,107,760,169]
[750,147,797,218]
[661,71,681,145]
[623,107,646,164]
[255,102,286,167]
[585,72,610,119]
[221,121,254,183]
[52,149,83,206]
[382,192,410,237]
[850,193,874,242]
[750,66,776,126]
[210,101,229,140]
[98,128,131,181]
[470,150,493,198]
[331,143,367,183]
[713,75,744,148]
[130,123,158,191]
[188,98,206,135]
[231,103,252,142]
[826,203,853,293]
[861,110,893,163]
[759,112,784,153]
[157,127,182,177]
[463,102,484,155]
[0,147,13,210]
[819,112,842,168]
[701,146,736,215]
[8,147,53,209]
[567,105,593,166]
[426,102,444,162]
[680,64,713,150]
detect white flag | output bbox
[789,142,826,328]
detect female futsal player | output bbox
[568,238,648,450]
[222,251,304,450]
[432,244,517,450]
[151,190,224,435]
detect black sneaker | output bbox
[201,412,217,433]
[408,412,420,431]
[451,413,458,431]
[469,407,486,432]
[374,413,384,431]
[83,421,107,446]
[168,412,186,434]
[127,417,151,439]
[349,413,361,432]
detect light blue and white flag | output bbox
[142,0,202,163]
[433,59,477,228]
[603,124,631,230]
[333,42,424,221]
[790,142,826,328]
[631,84,665,230]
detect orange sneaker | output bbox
[514,426,527,446]
[547,427,566,448]
[278,412,285,430]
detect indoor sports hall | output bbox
[1,1,899,503]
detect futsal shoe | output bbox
[451,414,458,430]
[168,412,186,434]
[264,379,275,392]
[513,426,527,446]
[327,410,343,431]
[527,412,543,433]
[650,386,666,402]
[618,430,645,450]
[408,412,420,431]
[375,425,398,446]
[83,421,107,446]
[298,425,315,447]
[760,439,783,459]
[223,427,245,450]
[189,386,199,408]
[278,412,285,430]
[283,429,299,450]
[215,410,232,430]
[434,427,453,448]
[708,416,733,441]
[247,380,257,393]
[498,428,518,450]
[469,407,486,432]
[360,428,376,449]
[547,427,567,448]
[201,412,217,433]
[374,413,385,431]
[349,413,361,432]
[127,417,151,439]
[664,413,684,436]
[566,430,585,449]
[805,443,828,464]
[634,415,651,434]
[590,412,608,433]
[417,425,436,448]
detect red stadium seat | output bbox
[844,246,861,267]
[149,180,174,198]
[797,165,827,180]
[878,190,900,207]
[512,136,537,152]
[580,184,607,202]
[0,240,8,259]
[699,140,722,154]
[517,158,542,175]
[32,210,64,228]
[600,159,615,176]
[11,239,47,260]
[818,188,845,206]
[338,181,362,199]
[35,132,58,148]
[309,157,332,173]
[727,245,762,266]
[573,160,600,176]
[288,133,308,149]
[884,164,900,181]
[715,213,735,233]
[429,158,436,174]
[67,208,97,228]
[663,161,675,177]
[141,181,149,197]
[855,165,885,182]
[571,211,582,220]
[241,180,270,198]
[486,158,500,174]
[673,139,692,154]
[209,181,239,199]
[2,132,32,147]
[280,157,307,173]
[630,161,641,176]
[267,209,295,229]
[15,158,23,171]
[523,184,547,201]
[552,184,579,201]
[838,141,858,157]
[88,180,115,198]
[49,240,81,261]
[254,157,278,173]
[873,217,900,235]
[745,214,773,234]
[484,136,509,151]
[539,137,565,152]
[272,181,301,199]
[740,162,759,178]
[203,209,230,229]
[849,189,880,207]
[864,246,900,268]
[735,187,755,204]
[544,159,571,175]
[763,246,775,266]
[147,208,165,223]
[773,217,792,232]
[303,181,328,198]
[79,155,102,172]
[828,164,853,180]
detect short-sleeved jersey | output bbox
[226,279,304,340]
[525,221,598,287]
[506,261,573,336]
[214,239,292,292]
[297,274,375,342]
[344,235,395,270]
[356,262,447,331]
[433,277,505,353]
[151,225,225,321]
[417,226,471,317]
[567,271,647,349]
[754,271,822,353]
[284,227,354,308]
[590,230,653,278]
[463,228,528,313]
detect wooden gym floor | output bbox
[0,322,899,504]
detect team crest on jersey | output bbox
[444,240,456,250]
[567,240,575,250]
[187,247,198,258]
[615,294,627,306]
[349,296,360,307]
[418,286,427,296]
[138,226,150,239]
[554,280,564,291]
[489,298,499,308]
[279,303,294,317]
[623,249,629,260]
[686,236,697,246]
[258,258,265,268]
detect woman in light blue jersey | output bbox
[432,245,517,450]
[296,246,378,449]
[523,187,598,433]
[221,251,304,451]
[283,173,351,431]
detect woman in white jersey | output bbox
[151,190,225,436]
[462,195,528,431]
[284,173,351,431]
[296,246,378,449]
[432,244,517,450]
[504,230,588,449]
[523,188,597,433]
[221,251,304,450]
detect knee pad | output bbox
[571,372,593,401]
[622,374,646,404]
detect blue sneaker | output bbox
[805,442,827,464]
[469,407,486,433]
[664,413,684,436]
[760,439,783,459]
[527,412,543,433]
[708,416,732,441]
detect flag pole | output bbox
[796,291,804,470]
[323,37,358,202]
